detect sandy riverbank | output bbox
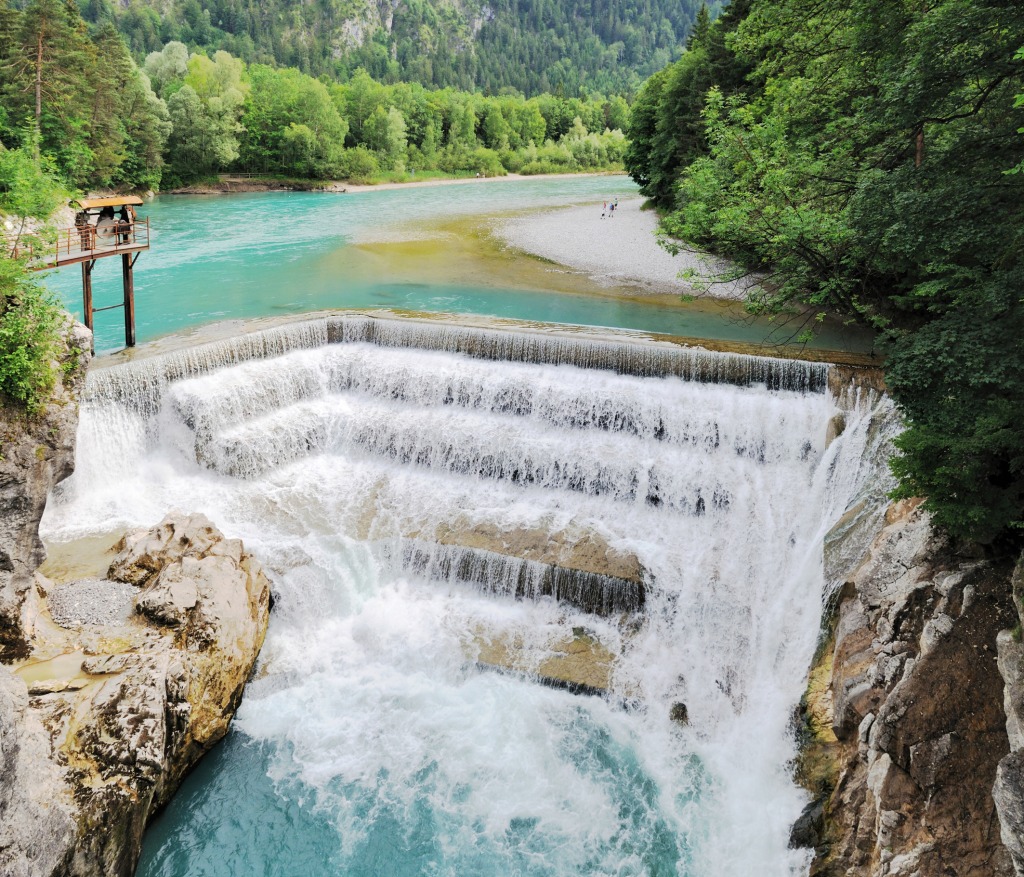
[494,198,757,301]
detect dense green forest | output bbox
[626,0,1024,545]
[0,0,631,191]
[77,0,719,96]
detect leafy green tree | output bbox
[336,68,386,144]
[336,144,378,182]
[0,0,94,178]
[648,0,1024,542]
[0,141,65,250]
[624,66,667,196]
[165,84,236,175]
[625,0,753,207]
[88,24,170,189]
[238,64,348,175]
[482,104,510,150]
[280,123,318,176]
[0,1,166,187]
[0,143,66,413]
[363,104,406,169]
[143,40,188,97]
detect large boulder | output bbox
[0,512,272,877]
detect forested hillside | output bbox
[0,0,630,191]
[80,0,719,95]
[626,0,1024,545]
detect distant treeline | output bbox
[0,0,630,189]
[625,0,1024,545]
[77,0,722,96]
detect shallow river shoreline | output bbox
[491,198,755,301]
[168,170,625,195]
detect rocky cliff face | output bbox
[0,512,271,877]
[802,499,1018,876]
[995,556,1024,876]
[0,321,92,659]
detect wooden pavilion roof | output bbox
[72,195,144,210]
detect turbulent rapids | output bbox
[43,314,894,877]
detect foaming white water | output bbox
[45,321,894,876]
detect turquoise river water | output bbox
[43,175,872,357]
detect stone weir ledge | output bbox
[0,311,887,875]
[0,324,271,877]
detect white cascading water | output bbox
[42,316,894,876]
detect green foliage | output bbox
[1,0,635,189]
[0,143,67,413]
[1013,45,1024,174]
[335,145,378,183]
[631,0,1024,544]
[0,0,169,188]
[887,292,1024,543]
[363,105,407,170]
[82,0,722,96]
[0,142,66,223]
[625,0,753,207]
[238,64,348,176]
[275,65,627,182]
[0,259,62,414]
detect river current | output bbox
[39,179,889,876]
[43,176,871,356]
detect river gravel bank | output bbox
[494,198,755,301]
[47,578,137,627]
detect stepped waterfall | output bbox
[43,315,895,876]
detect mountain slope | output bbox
[83,0,722,94]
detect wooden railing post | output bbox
[122,253,135,348]
[82,260,94,336]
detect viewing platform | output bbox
[17,216,150,268]
[10,196,151,349]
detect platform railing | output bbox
[8,217,150,267]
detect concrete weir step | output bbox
[468,625,619,697]
[401,542,645,616]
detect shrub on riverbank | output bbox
[0,264,63,415]
[0,144,70,415]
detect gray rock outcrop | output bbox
[802,499,1016,876]
[0,512,272,877]
[995,555,1024,876]
[0,663,77,877]
[0,320,91,659]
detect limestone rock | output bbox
[0,664,76,877]
[806,501,1016,877]
[0,512,271,877]
[108,512,227,586]
[995,553,1024,877]
[995,749,1024,876]
[0,321,91,659]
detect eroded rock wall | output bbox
[805,500,1016,877]
[995,556,1024,876]
[0,321,91,659]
